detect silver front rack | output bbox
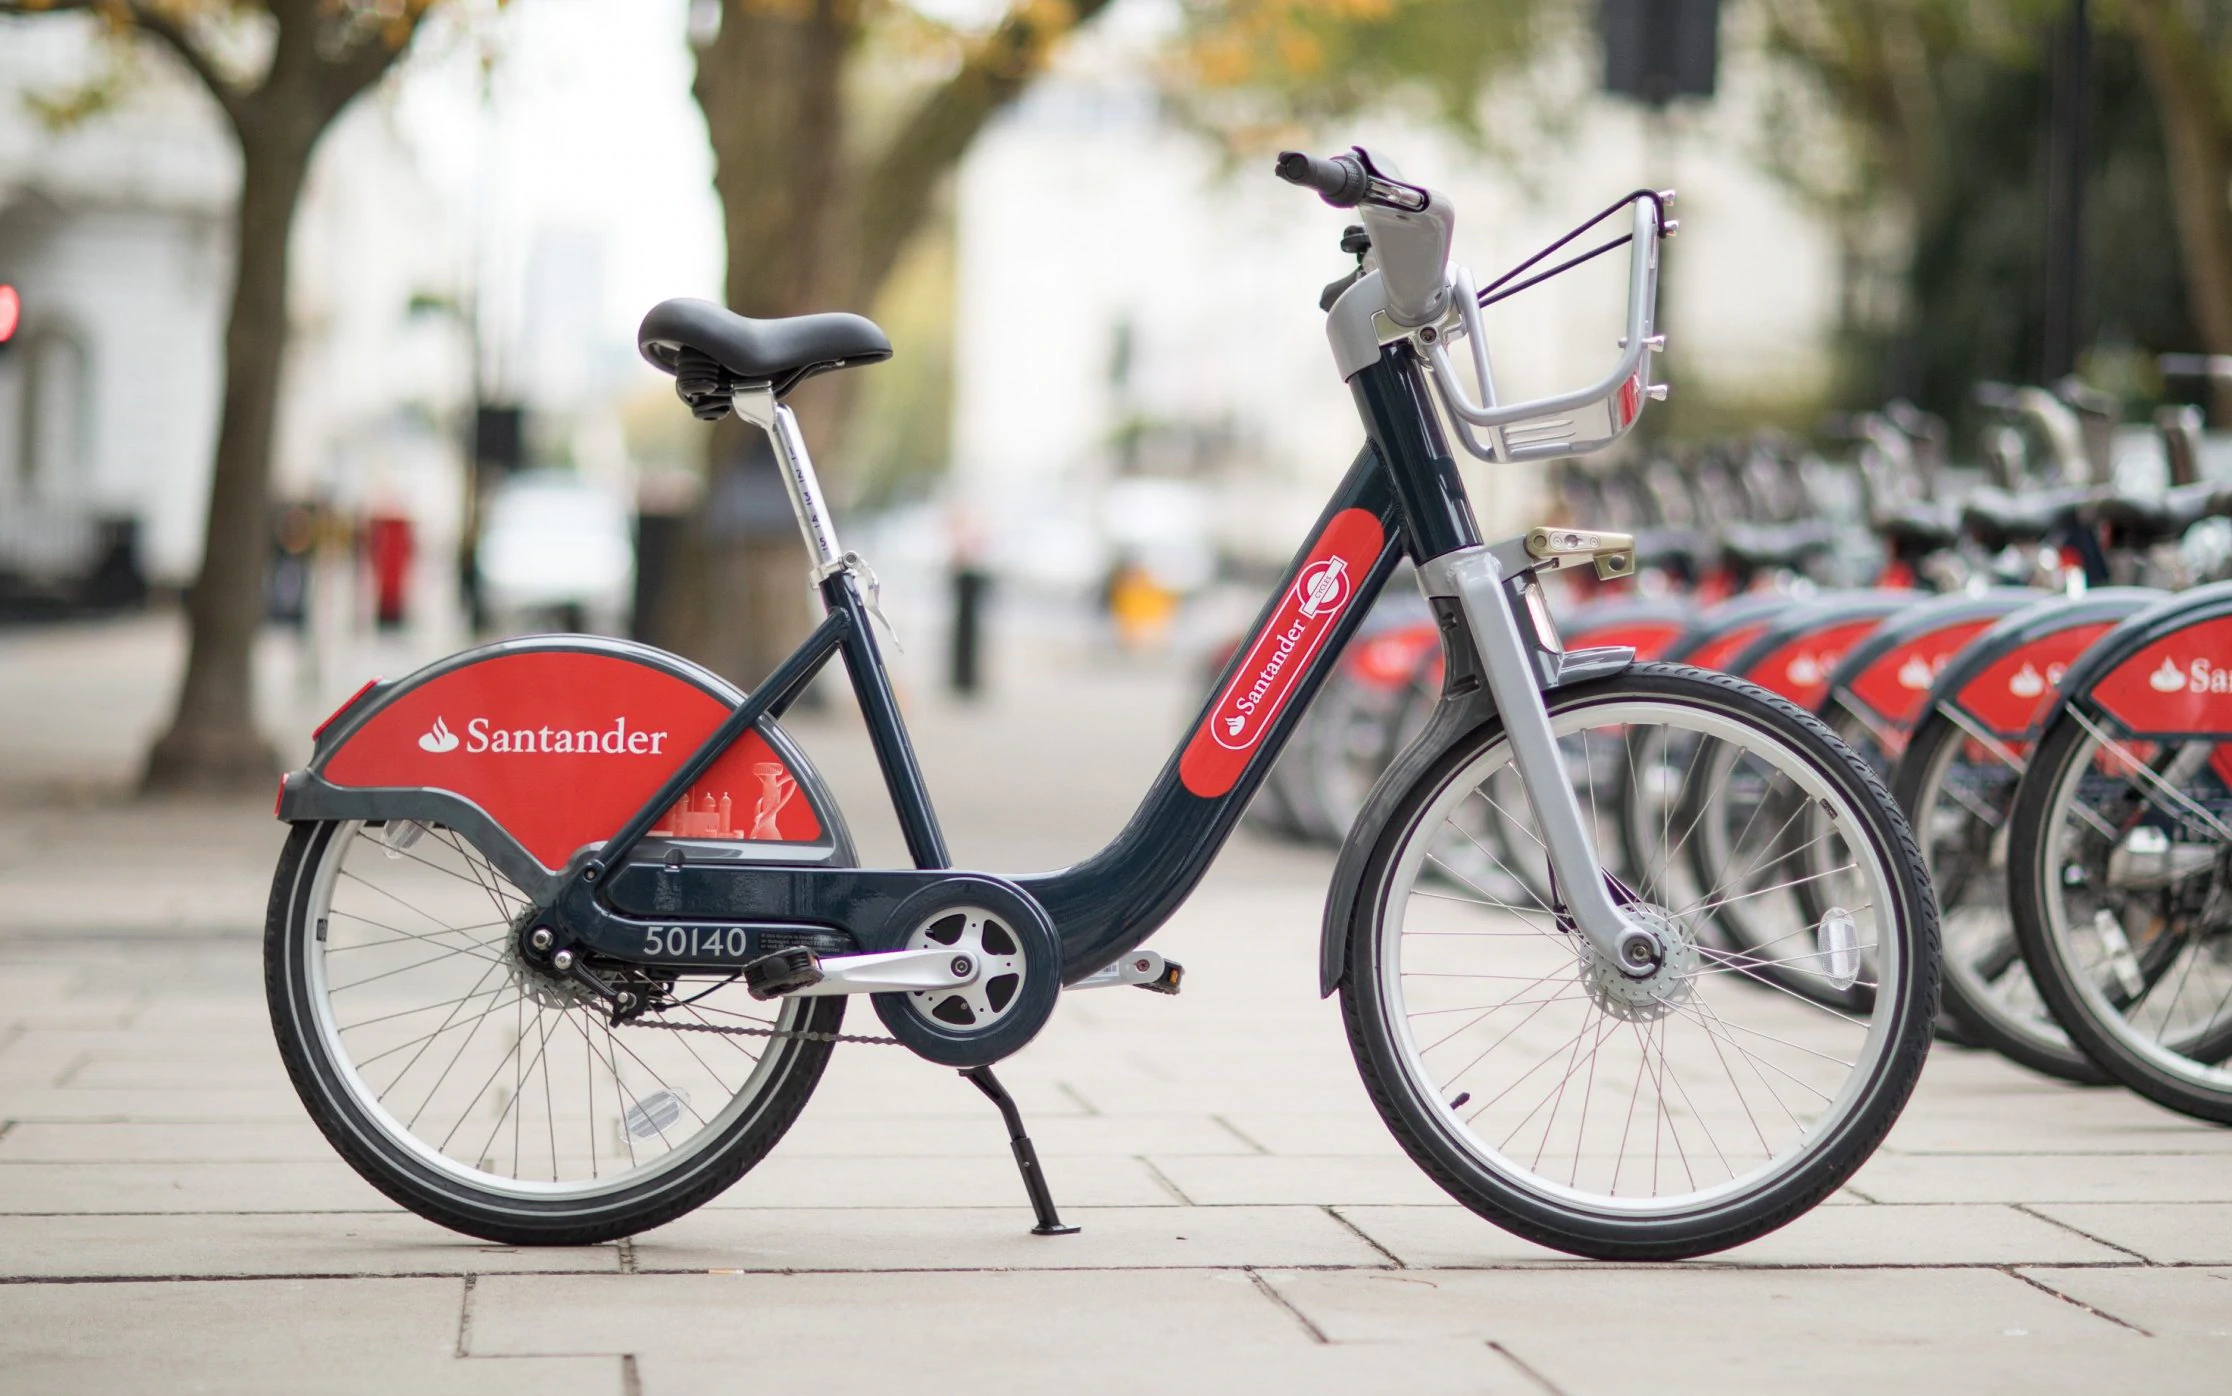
[1424,195,1667,465]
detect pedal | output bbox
[1070,950,1182,993]
[742,946,823,1000]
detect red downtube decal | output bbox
[1180,508,1386,798]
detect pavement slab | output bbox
[2017,1265,2232,1338]
[632,1202,1388,1272]
[1263,1267,2229,1394]
[468,1270,1537,1395]
[0,1213,621,1279]
[1847,1151,2232,1204]
[0,1159,397,1213]
[2025,1203,2232,1265]
[0,1277,621,1395]
[1335,1202,2134,1268]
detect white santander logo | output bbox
[1896,654,1935,690]
[418,717,460,753]
[2008,663,2045,698]
[2145,656,2232,695]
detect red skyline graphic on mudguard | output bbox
[1844,618,1999,727]
[1744,618,1885,709]
[2090,616,2232,735]
[1181,508,1386,797]
[321,650,822,868]
[1952,621,2116,737]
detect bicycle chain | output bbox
[629,1016,900,1046]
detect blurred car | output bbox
[474,470,635,635]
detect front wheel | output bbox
[1338,664,1938,1260]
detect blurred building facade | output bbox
[949,13,1840,596]
[0,15,472,635]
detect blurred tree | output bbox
[1758,0,2213,424]
[657,0,1567,685]
[2122,0,2232,422]
[657,0,1126,685]
[1167,0,1570,157]
[1,0,446,790]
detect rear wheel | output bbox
[1339,665,1937,1259]
[1894,710,2107,1082]
[267,820,841,1244]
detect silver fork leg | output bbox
[1418,545,1664,974]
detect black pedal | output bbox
[1137,959,1184,995]
[742,946,823,999]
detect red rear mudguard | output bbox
[276,636,852,900]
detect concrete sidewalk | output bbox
[1,614,2228,1393]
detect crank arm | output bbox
[781,947,981,997]
[1417,542,1664,974]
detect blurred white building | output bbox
[949,9,1840,590]
[0,15,472,619]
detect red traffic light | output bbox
[0,285,18,344]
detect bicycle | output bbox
[264,147,1940,1260]
[2008,580,2232,1121]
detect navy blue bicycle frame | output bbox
[569,341,1483,982]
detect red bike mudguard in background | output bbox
[278,638,845,886]
[1825,591,2039,753]
[1558,594,1696,660]
[1723,591,1914,710]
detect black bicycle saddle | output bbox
[2088,480,2231,545]
[637,298,891,415]
[1959,486,2095,549]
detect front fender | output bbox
[1318,597,1501,996]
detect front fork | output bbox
[1418,537,1667,976]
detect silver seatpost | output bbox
[732,385,844,583]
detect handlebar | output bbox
[1275,148,1430,213]
[1275,151,1369,207]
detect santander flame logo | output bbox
[2008,663,2046,699]
[1896,654,1936,690]
[2152,658,2189,693]
[418,717,460,753]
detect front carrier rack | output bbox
[1423,191,1672,465]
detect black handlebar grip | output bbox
[1275,150,1369,208]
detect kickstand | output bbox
[960,1065,1080,1236]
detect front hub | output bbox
[1578,902,1698,1022]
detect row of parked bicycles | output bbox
[1245,377,2232,1127]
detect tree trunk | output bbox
[651,0,854,687]
[2126,0,2232,424]
[142,130,312,791]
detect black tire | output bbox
[1338,664,1938,1259]
[2008,717,2232,1123]
[267,821,843,1245]
[1892,707,2109,1083]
